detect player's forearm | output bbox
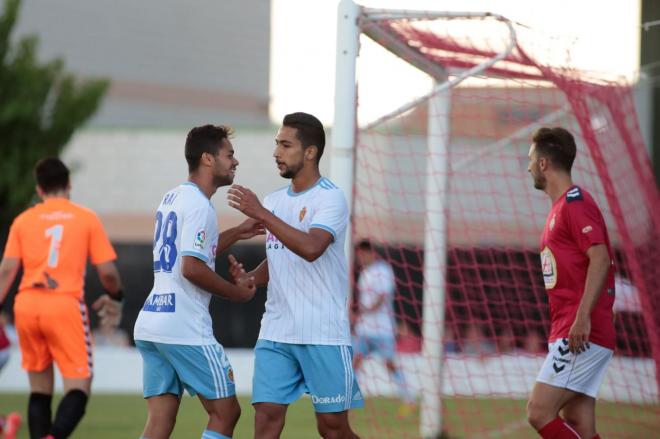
[0,274,13,305]
[0,258,20,305]
[249,259,269,287]
[96,261,122,296]
[182,258,252,303]
[257,210,326,262]
[576,244,611,320]
[217,226,241,254]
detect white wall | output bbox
[1,347,656,404]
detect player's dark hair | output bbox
[185,124,234,173]
[356,239,373,251]
[532,127,576,173]
[34,157,70,194]
[283,112,325,163]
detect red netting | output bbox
[350,14,660,438]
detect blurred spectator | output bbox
[443,324,460,354]
[523,330,546,355]
[352,239,416,415]
[462,323,496,356]
[496,327,518,354]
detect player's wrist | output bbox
[254,206,270,223]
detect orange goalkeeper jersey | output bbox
[3,197,116,299]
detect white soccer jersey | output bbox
[260,177,351,345]
[354,260,396,337]
[134,182,219,345]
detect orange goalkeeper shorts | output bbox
[14,291,93,379]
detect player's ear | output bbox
[305,145,318,162]
[35,185,44,199]
[201,151,214,166]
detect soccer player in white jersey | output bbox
[227,112,363,438]
[351,240,415,417]
[133,125,263,439]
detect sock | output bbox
[28,392,52,439]
[538,417,580,439]
[201,429,231,439]
[50,389,88,439]
[391,368,414,404]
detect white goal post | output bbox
[329,1,518,437]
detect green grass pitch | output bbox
[0,394,657,438]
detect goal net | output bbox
[331,3,660,438]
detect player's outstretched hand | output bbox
[227,185,266,219]
[92,295,123,328]
[236,218,266,240]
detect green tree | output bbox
[0,0,109,237]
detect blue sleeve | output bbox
[309,190,348,241]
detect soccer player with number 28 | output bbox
[525,127,615,439]
[134,125,263,439]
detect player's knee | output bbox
[526,398,552,430]
[209,401,241,427]
[562,410,579,427]
[147,408,177,432]
[563,411,594,437]
[254,404,284,429]
[316,414,348,439]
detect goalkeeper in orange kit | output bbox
[0,157,124,439]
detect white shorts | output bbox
[536,338,613,398]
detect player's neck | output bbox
[291,168,321,193]
[187,174,216,199]
[41,190,70,201]
[545,175,573,203]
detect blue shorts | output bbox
[136,340,236,400]
[352,334,396,361]
[252,340,364,413]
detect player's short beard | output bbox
[214,172,234,187]
[533,173,546,191]
[280,161,304,179]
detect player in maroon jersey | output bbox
[525,127,615,439]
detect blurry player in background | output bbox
[227,112,363,438]
[351,239,415,418]
[133,125,261,439]
[526,127,615,439]
[0,157,124,439]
